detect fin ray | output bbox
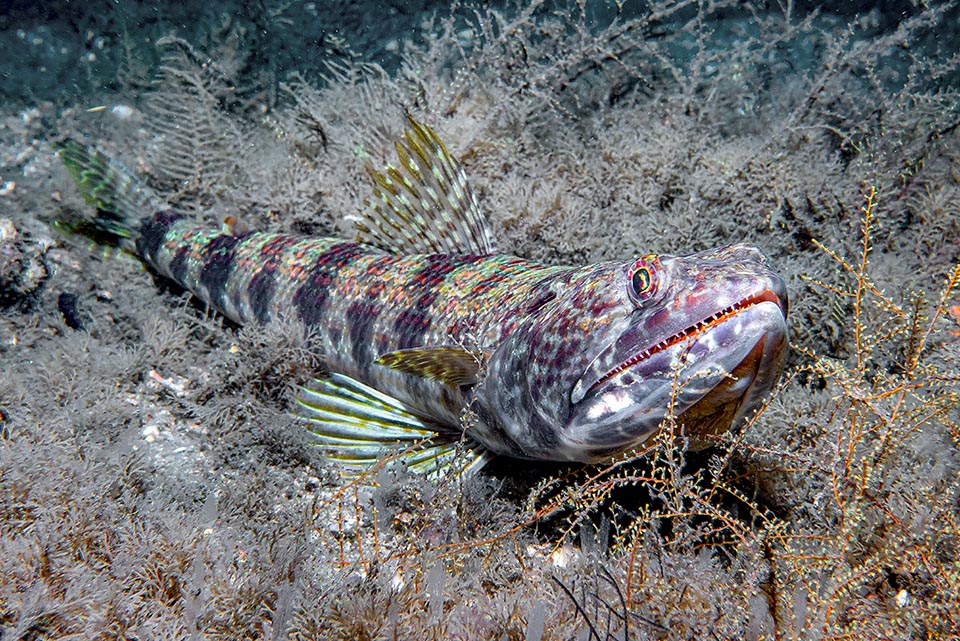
[55,139,164,247]
[353,116,497,256]
[292,372,487,477]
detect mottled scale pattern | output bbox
[138,212,571,427]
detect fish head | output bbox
[475,243,788,462]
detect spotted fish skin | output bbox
[138,215,571,431]
[56,119,789,472]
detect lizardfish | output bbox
[56,118,788,475]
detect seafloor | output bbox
[1,1,959,639]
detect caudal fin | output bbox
[55,139,163,248]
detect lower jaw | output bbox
[677,340,766,450]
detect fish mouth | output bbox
[572,289,785,404]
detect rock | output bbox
[0,218,49,309]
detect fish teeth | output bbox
[590,293,773,395]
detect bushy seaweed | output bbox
[1,1,958,639]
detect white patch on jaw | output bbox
[700,331,718,351]
[586,389,632,420]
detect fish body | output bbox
[57,119,789,474]
[140,220,571,439]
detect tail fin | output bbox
[55,139,163,248]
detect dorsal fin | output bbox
[375,346,484,387]
[352,116,497,256]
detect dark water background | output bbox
[3,1,954,106]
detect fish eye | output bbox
[628,257,658,305]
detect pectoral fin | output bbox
[293,372,488,478]
[375,346,484,387]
